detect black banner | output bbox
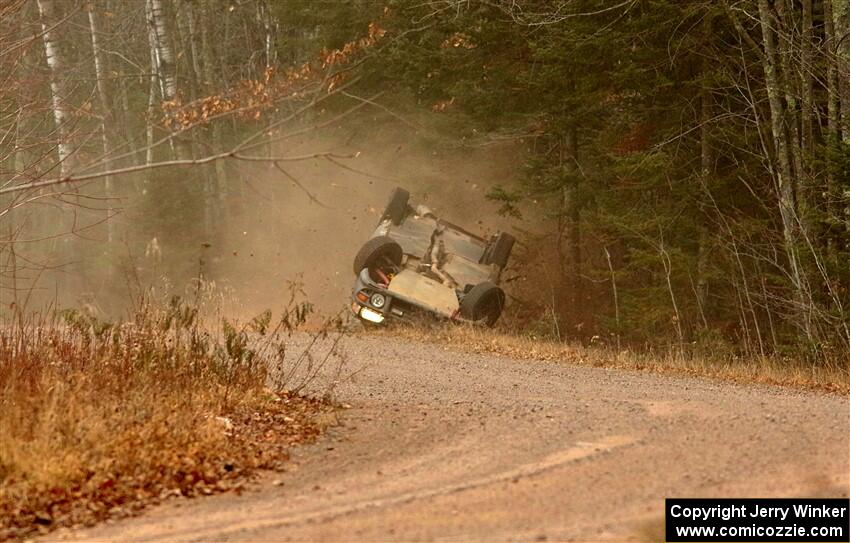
[666,499,849,542]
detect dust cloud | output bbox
[203,112,523,320]
[10,110,523,321]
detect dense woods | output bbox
[1,0,849,363]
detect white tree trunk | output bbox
[146,0,159,173]
[147,0,191,164]
[148,0,178,101]
[36,0,72,175]
[87,4,115,244]
[258,0,277,69]
[146,0,212,237]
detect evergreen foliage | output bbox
[1,0,848,360]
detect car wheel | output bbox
[381,187,409,225]
[459,282,505,326]
[353,236,403,275]
[483,232,515,269]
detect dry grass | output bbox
[373,324,850,394]
[0,294,335,540]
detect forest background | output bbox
[2,0,850,364]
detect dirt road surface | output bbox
[56,335,849,542]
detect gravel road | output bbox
[57,334,849,542]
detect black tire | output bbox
[381,187,409,225]
[459,282,505,326]
[353,236,403,275]
[483,232,515,269]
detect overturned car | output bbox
[351,187,515,326]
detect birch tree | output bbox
[258,0,278,69]
[148,0,178,103]
[146,0,215,236]
[36,0,72,176]
[87,2,115,243]
[1,0,845,356]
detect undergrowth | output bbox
[0,285,341,540]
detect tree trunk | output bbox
[258,0,278,70]
[174,0,199,101]
[200,7,229,214]
[833,0,850,141]
[566,130,581,311]
[200,5,216,90]
[14,110,25,179]
[801,0,814,156]
[696,95,711,328]
[825,0,842,267]
[36,0,72,176]
[147,0,214,239]
[147,0,192,164]
[182,0,203,93]
[148,0,178,102]
[757,0,814,343]
[87,3,115,244]
[146,0,159,176]
[826,0,841,156]
[558,127,581,330]
[775,0,805,187]
[696,14,713,328]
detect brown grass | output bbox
[0,294,334,540]
[373,323,850,394]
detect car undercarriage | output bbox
[351,187,514,326]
